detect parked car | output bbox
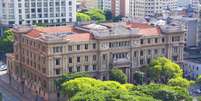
[193,89,201,94]
[0,65,7,71]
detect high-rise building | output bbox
[0,0,76,25]
[98,0,129,16]
[98,0,112,11]
[129,0,177,17]
[191,0,200,14]
[98,0,177,18]
[177,0,191,7]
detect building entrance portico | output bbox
[112,58,131,81]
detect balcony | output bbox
[112,58,131,68]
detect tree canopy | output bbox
[62,77,192,101]
[104,10,113,21]
[76,13,91,22]
[109,68,127,84]
[0,29,14,53]
[168,77,194,88]
[196,75,201,84]
[147,56,183,83]
[76,8,106,23]
[85,9,106,22]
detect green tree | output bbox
[168,77,194,88]
[62,77,159,101]
[148,56,183,83]
[109,68,127,84]
[76,13,91,22]
[55,72,90,91]
[85,9,106,22]
[196,75,201,84]
[104,10,113,20]
[0,29,14,53]
[133,83,192,101]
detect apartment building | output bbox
[7,21,185,100]
[98,0,112,11]
[129,0,177,17]
[98,0,129,16]
[0,0,76,25]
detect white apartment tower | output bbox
[129,0,177,17]
[98,0,112,11]
[0,0,76,25]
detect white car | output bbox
[0,65,7,71]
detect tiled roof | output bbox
[27,29,42,38]
[127,23,161,36]
[127,23,153,29]
[26,26,94,42]
[36,26,74,33]
[138,27,161,36]
[65,33,94,42]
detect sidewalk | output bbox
[0,72,36,101]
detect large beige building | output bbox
[7,21,185,100]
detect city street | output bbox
[0,70,20,101]
[0,70,33,101]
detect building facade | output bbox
[182,59,201,79]
[7,21,185,100]
[98,0,112,11]
[98,0,129,16]
[129,0,177,17]
[0,0,76,25]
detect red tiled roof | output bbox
[127,23,153,29]
[27,29,42,38]
[36,26,74,33]
[139,27,161,36]
[65,33,94,42]
[26,26,94,41]
[127,23,161,36]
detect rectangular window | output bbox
[68,45,72,51]
[162,38,165,43]
[93,55,96,61]
[140,59,144,65]
[69,57,72,63]
[140,50,143,56]
[85,44,88,50]
[56,69,60,75]
[55,58,60,65]
[140,39,144,45]
[103,54,106,60]
[148,49,151,55]
[85,65,88,71]
[77,66,80,72]
[69,67,73,73]
[93,43,96,49]
[77,57,80,63]
[77,45,80,50]
[155,38,158,43]
[147,39,151,44]
[85,56,88,62]
[93,65,96,71]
